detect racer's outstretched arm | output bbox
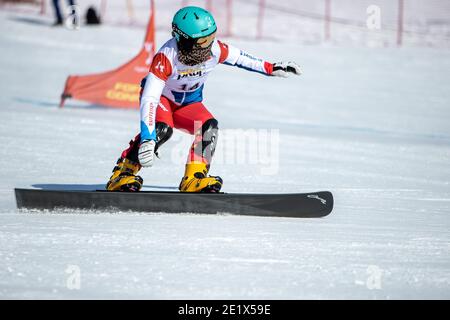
[217,40,302,77]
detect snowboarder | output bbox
[106,6,302,193]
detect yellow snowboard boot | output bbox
[179,161,222,193]
[106,158,143,192]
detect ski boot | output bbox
[106,158,143,192]
[179,161,223,193]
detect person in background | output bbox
[52,0,76,26]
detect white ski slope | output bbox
[0,9,449,299]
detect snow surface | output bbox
[0,8,450,299]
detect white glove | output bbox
[138,140,156,167]
[272,61,302,77]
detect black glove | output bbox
[272,61,302,77]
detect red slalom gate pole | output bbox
[205,0,212,12]
[397,0,404,46]
[100,0,107,21]
[40,0,46,15]
[226,0,233,37]
[324,0,331,41]
[256,0,265,39]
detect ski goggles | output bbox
[172,24,217,49]
[195,32,216,48]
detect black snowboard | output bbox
[14,188,333,218]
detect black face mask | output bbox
[176,37,213,66]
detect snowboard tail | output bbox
[14,188,333,218]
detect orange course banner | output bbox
[60,1,155,109]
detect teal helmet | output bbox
[172,6,217,44]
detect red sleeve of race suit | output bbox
[217,40,229,64]
[149,52,173,81]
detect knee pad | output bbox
[200,118,219,161]
[155,122,173,152]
